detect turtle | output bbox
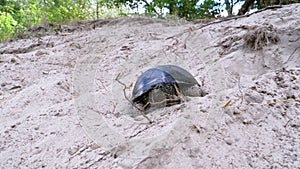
[131,65,205,111]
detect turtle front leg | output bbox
[146,98,181,109]
[174,84,185,103]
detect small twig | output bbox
[115,73,152,123]
[223,96,243,108]
[127,125,150,139]
[183,27,192,49]
[69,143,92,160]
[285,46,300,64]
[284,119,292,128]
[223,100,232,108]
[86,151,110,168]
[261,98,296,106]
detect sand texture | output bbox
[0,4,299,168]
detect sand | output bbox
[0,4,299,168]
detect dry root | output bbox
[243,24,279,50]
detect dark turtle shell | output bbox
[131,65,201,110]
[155,65,199,95]
[131,68,177,104]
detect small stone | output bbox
[243,119,252,125]
[35,50,48,56]
[233,111,240,115]
[224,138,234,145]
[1,82,8,87]
[10,58,17,63]
[68,146,79,155]
[90,143,101,150]
[281,112,287,116]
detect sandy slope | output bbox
[0,4,299,168]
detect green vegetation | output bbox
[0,0,297,42]
[0,0,126,41]
[100,0,221,20]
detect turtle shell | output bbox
[155,65,199,95]
[131,65,202,109]
[131,68,177,105]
